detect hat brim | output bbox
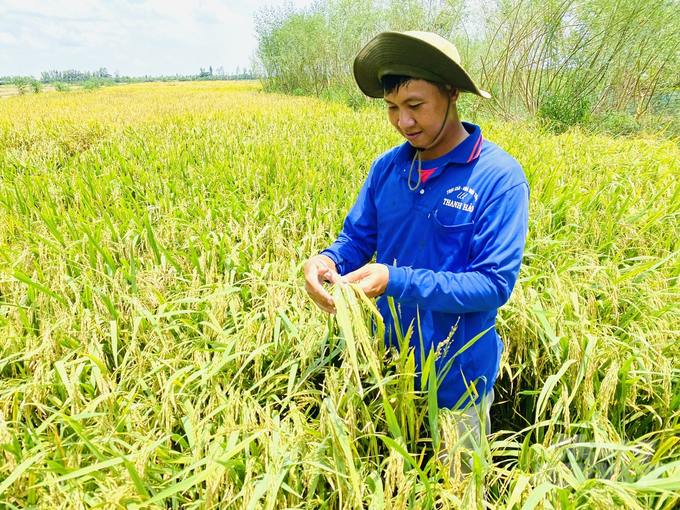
[353,32,491,99]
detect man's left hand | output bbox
[343,263,389,298]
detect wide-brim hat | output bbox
[353,31,491,99]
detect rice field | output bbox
[0,81,678,509]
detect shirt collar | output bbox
[393,122,484,168]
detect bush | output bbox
[319,84,372,110]
[588,111,680,139]
[589,112,642,136]
[12,77,30,95]
[53,81,71,92]
[537,88,592,134]
[99,78,117,87]
[11,77,41,95]
[29,79,42,93]
[82,79,101,91]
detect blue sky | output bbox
[0,0,314,78]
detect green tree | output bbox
[12,76,41,95]
[474,0,680,121]
[254,5,332,96]
[252,0,680,121]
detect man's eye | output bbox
[409,103,422,109]
[387,106,398,110]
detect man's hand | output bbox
[343,263,389,298]
[304,254,340,314]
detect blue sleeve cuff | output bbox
[319,249,343,274]
[385,265,408,297]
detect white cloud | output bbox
[0,0,314,77]
[0,33,16,45]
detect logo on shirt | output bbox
[442,186,478,213]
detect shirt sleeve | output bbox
[384,182,529,313]
[320,162,379,275]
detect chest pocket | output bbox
[431,213,474,272]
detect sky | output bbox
[0,0,315,78]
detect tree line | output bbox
[253,0,680,131]
[0,66,257,92]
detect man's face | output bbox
[384,79,454,153]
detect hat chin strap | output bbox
[407,98,452,191]
[413,97,452,153]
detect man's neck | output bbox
[418,120,469,161]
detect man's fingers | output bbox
[325,269,341,284]
[304,267,337,313]
[305,279,335,303]
[308,286,336,313]
[303,257,347,314]
[342,268,367,283]
[315,301,337,314]
[342,264,389,298]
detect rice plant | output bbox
[0,81,678,509]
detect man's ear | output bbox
[443,85,460,102]
[450,87,460,102]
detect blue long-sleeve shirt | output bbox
[322,123,529,408]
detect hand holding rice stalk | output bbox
[327,276,385,397]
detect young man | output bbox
[304,31,529,449]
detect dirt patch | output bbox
[0,85,65,99]
[0,86,18,99]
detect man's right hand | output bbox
[304,254,340,314]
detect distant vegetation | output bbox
[254,0,680,134]
[0,66,256,93]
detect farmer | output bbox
[304,31,529,470]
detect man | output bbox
[304,31,529,458]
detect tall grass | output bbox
[0,81,678,508]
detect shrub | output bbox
[537,87,592,134]
[590,112,642,137]
[83,79,101,90]
[12,77,30,95]
[53,81,71,92]
[11,77,42,94]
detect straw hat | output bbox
[353,31,491,99]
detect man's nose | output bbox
[398,111,415,129]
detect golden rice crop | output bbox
[0,81,678,509]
